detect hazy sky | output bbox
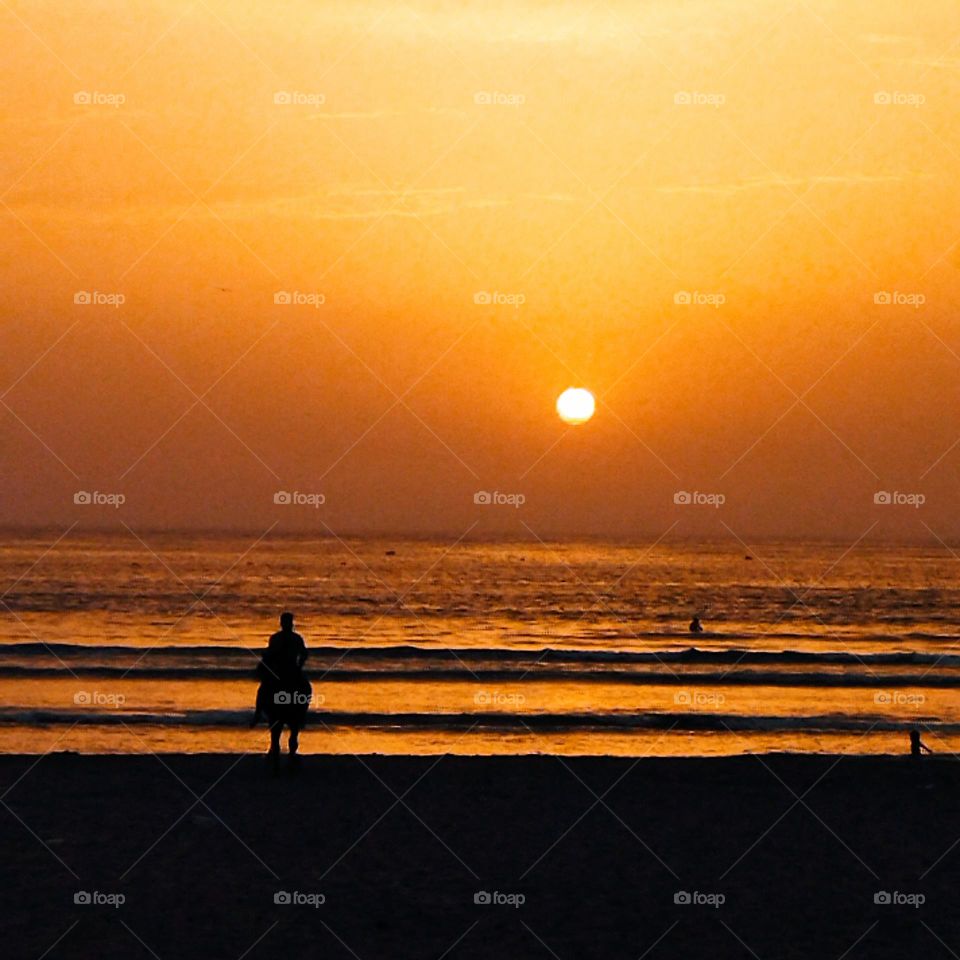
[2,0,960,541]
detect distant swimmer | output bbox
[689,616,704,633]
[910,729,932,758]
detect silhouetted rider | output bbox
[260,611,308,686]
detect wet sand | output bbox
[1,753,957,959]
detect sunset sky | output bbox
[2,0,960,540]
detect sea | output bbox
[1,532,958,756]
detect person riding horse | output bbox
[253,611,311,769]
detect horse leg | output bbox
[268,720,282,772]
[288,722,302,769]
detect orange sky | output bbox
[2,0,960,541]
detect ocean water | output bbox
[1,533,958,756]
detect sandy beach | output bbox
[2,753,957,958]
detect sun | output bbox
[556,387,595,425]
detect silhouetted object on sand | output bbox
[253,611,311,771]
[910,729,932,758]
[689,616,704,633]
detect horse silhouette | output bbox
[252,612,311,771]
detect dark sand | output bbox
[1,753,958,959]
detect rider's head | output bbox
[280,611,294,631]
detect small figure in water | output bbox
[910,729,932,758]
[689,616,704,633]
